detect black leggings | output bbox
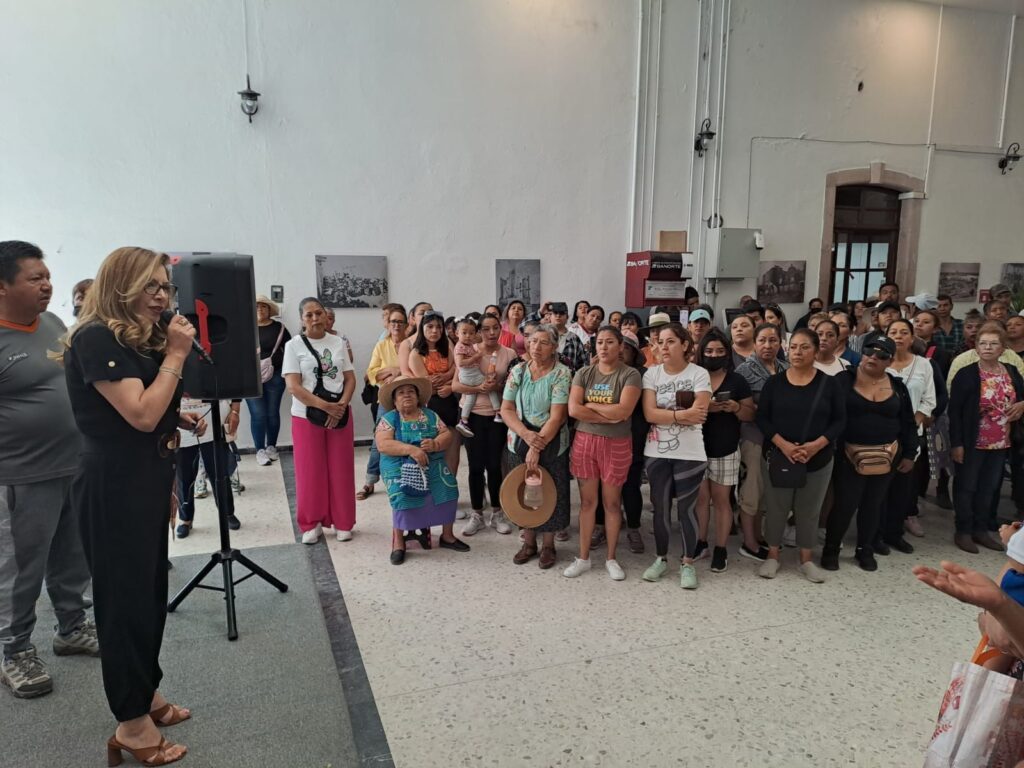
[464,413,508,510]
[646,457,705,558]
[824,456,894,551]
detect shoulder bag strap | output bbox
[269,324,286,357]
[300,335,325,385]
[797,371,828,444]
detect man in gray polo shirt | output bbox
[0,240,96,699]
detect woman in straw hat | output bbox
[500,325,572,568]
[248,294,291,466]
[376,375,469,565]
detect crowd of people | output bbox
[2,237,1023,765]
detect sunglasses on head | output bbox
[862,347,893,361]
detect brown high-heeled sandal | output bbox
[149,703,191,726]
[107,735,186,766]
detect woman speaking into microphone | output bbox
[64,247,198,766]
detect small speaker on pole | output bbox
[169,252,262,400]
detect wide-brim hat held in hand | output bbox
[500,463,557,529]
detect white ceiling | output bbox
[910,0,1024,14]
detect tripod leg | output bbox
[234,552,289,593]
[168,553,220,612]
[221,557,238,641]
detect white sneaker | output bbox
[490,509,512,535]
[194,472,208,499]
[782,524,797,548]
[265,446,279,461]
[605,559,626,581]
[455,421,475,438]
[462,512,486,536]
[301,523,322,544]
[257,449,271,467]
[455,508,468,520]
[336,530,353,542]
[562,557,591,578]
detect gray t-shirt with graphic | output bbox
[0,312,81,484]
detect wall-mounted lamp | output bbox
[237,75,260,123]
[998,142,1021,174]
[694,118,716,157]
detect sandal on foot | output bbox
[150,703,191,727]
[356,484,375,501]
[107,735,186,766]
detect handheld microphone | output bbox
[160,309,214,365]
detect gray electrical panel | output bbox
[714,228,761,279]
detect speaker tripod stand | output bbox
[168,403,288,640]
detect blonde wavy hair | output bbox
[66,247,170,354]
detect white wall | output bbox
[3,0,1022,444]
[0,0,640,442]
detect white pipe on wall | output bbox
[998,14,1017,149]
[694,0,715,291]
[629,0,646,251]
[646,0,664,249]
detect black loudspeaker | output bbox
[170,253,262,400]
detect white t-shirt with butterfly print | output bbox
[282,333,354,419]
[642,363,711,461]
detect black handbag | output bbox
[361,378,378,406]
[301,335,350,429]
[766,373,827,489]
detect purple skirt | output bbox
[392,491,457,530]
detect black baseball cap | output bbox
[862,336,896,358]
[876,301,901,315]
[548,302,568,314]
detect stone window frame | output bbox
[819,161,923,301]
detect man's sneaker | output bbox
[1,650,52,699]
[230,471,244,494]
[562,557,591,578]
[462,512,486,536]
[642,557,668,582]
[336,530,353,542]
[854,547,878,572]
[301,523,323,545]
[194,473,209,499]
[710,546,728,573]
[680,563,698,589]
[739,543,768,562]
[490,510,513,535]
[455,421,475,438]
[256,449,272,467]
[626,529,645,554]
[606,559,626,581]
[53,619,100,657]
[782,525,797,548]
[265,446,279,461]
[693,539,709,560]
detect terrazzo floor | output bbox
[175,447,1016,767]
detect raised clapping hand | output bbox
[912,561,1007,612]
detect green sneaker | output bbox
[642,557,668,582]
[680,563,698,590]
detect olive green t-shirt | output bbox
[571,363,642,439]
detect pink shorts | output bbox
[570,432,633,486]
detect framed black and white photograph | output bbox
[757,260,806,304]
[315,255,389,309]
[495,259,541,312]
[938,262,980,301]
[1000,263,1024,296]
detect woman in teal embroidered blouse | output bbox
[375,376,469,565]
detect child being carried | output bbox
[453,317,503,438]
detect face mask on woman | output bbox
[703,356,728,371]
